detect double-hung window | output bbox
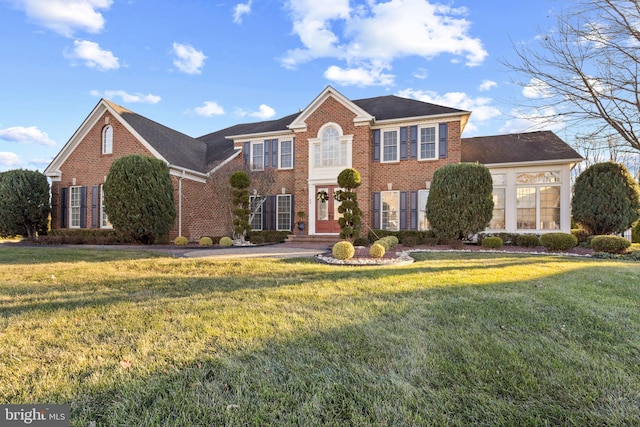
[419,126,437,160]
[280,140,293,169]
[276,195,292,231]
[70,186,81,228]
[100,185,111,228]
[489,174,506,230]
[381,191,400,231]
[249,196,263,231]
[418,190,430,230]
[382,130,398,162]
[251,142,264,171]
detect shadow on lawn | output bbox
[48,263,640,426]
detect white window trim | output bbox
[279,140,293,170]
[515,171,562,231]
[418,189,430,231]
[102,125,113,155]
[381,129,400,163]
[69,186,81,229]
[310,123,350,168]
[418,125,438,161]
[276,194,292,231]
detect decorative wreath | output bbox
[316,190,329,202]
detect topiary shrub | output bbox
[516,234,540,248]
[219,236,233,247]
[104,155,176,244]
[199,236,213,247]
[335,168,363,242]
[426,163,494,240]
[332,241,355,260]
[572,162,640,235]
[540,232,578,251]
[229,170,251,243]
[174,236,188,246]
[482,236,503,249]
[590,235,631,254]
[369,243,386,258]
[388,235,399,248]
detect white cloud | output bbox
[0,152,22,168]
[65,40,119,70]
[237,104,277,120]
[250,104,276,120]
[233,1,252,24]
[193,101,225,117]
[478,79,497,91]
[413,68,428,79]
[499,107,565,134]
[397,88,501,121]
[172,42,207,75]
[0,126,56,146]
[13,0,113,37]
[522,78,552,99]
[281,0,487,87]
[324,65,394,87]
[90,90,161,104]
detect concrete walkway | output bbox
[182,243,329,259]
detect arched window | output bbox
[102,125,113,154]
[314,125,346,167]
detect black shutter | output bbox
[373,130,380,162]
[91,186,99,228]
[269,196,277,230]
[80,186,87,228]
[400,127,408,160]
[409,126,418,159]
[60,187,68,228]
[243,142,250,166]
[291,138,295,167]
[289,194,294,231]
[373,192,381,229]
[261,197,268,231]
[400,192,408,230]
[439,123,448,158]
[410,191,418,230]
[264,140,271,169]
[271,139,278,168]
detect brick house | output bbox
[44,86,582,240]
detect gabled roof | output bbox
[353,95,467,121]
[108,101,209,173]
[462,131,583,166]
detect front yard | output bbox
[1,247,639,426]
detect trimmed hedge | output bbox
[369,243,386,258]
[515,234,540,248]
[174,236,189,246]
[540,233,578,251]
[198,237,213,247]
[248,230,290,244]
[482,236,503,249]
[219,237,233,247]
[590,235,631,254]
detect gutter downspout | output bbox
[178,170,185,237]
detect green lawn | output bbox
[1,247,639,426]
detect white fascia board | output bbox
[169,165,208,183]
[371,111,470,128]
[288,86,374,131]
[225,130,295,141]
[481,158,584,168]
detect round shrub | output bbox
[540,232,578,251]
[590,235,631,254]
[369,243,386,258]
[332,241,355,260]
[516,234,540,248]
[199,236,213,247]
[633,221,640,244]
[482,236,503,249]
[388,235,399,248]
[174,236,188,246]
[337,168,362,188]
[219,236,233,247]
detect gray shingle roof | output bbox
[462,131,583,164]
[353,95,467,120]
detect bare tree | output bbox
[506,0,640,152]
[207,162,278,235]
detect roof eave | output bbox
[480,158,584,168]
[225,129,295,141]
[372,111,471,127]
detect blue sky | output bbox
[0,0,566,172]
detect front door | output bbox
[315,185,341,233]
